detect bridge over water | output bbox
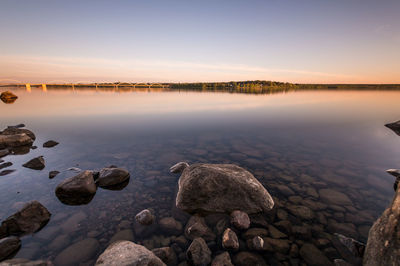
[21,82,169,91]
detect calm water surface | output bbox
[1,88,400,265]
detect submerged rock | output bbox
[0,258,50,265]
[55,170,97,205]
[42,140,58,148]
[135,209,155,225]
[95,240,165,266]
[151,247,177,266]
[54,238,99,266]
[185,215,216,241]
[385,120,400,136]
[159,217,182,236]
[233,252,267,266]
[0,149,9,157]
[49,171,60,179]
[174,163,274,214]
[230,210,250,230]
[300,243,333,266]
[211,252,233,266]
[0,201,51,237]
[97,167,130,187]
[22,156,45,170]
[319,189,352,206]
[186,237,212,266]
[0,236,21,261]
[363,185,400,266]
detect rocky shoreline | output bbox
[0,117,399,265]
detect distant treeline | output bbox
[170,81,400,94]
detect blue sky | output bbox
[0,0,399,83]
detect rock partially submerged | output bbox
[0,91,18,104]
[0,134,33,150]
[97,167,130,187]
[95,240,165,266]
[22,156,45,170]
[363,185,400,265]
[385,120,400,136]
[55,170,97,205]
[0,236,21,261]
[0,258,50,265]
[386,169,400,191]
[0,201,51,237]
[54,238,100,266]
[1,127,35,141]
[43,140,58,148]
[173,163,274,214]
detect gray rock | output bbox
[22,156,45,170]
[97,167,130,187]
[186,238,211,266]
[363,186,400,266]
[211,252,233,266]
[0,258,49,266]
[385,120,400,136]
[185,215,215,241]
[159,217,182,235]
[0,236,21,261]
[222,228,239,250]
[175,163,274,214]
[152,247,177,266]
[43,140,58,148]
[233,252,267,266]
[299,243,333,266]
[230,210,250,230]
[135,209,154,225]
[96,240,165,266]
[55,170,97,205]
[0,201,51,237]
[170,162,189,174]
[54,238,100,266]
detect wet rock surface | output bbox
[0,236,21,261]
[0,201,51,237]
[186,237,211,266]
[55,170,97,205]
[135,209,155,225]
[230,210,250,230]
[22,156,45,170]
[48,171,59,179]
[95,240,165,266]
[175,163,274,214]
[0,91,18,104]
[42,140,58,148]
[97,167,130,187]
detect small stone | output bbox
[233,252,267,266]
[43,140,59,148]
[185,215,215,241]
[159,217,183,235]
[135,209,154,225]
[230,210,250,230]
[0,236,21,261]
[251,236,264,250]
[211,252,233,266]
[0,149,9,157]
[286,204,315,220]
[299,243,333,266]
[186,237,212,266]
[49,171,60,179]
[222,228,239,250]
[0,169,16,176]
[268,225,287,239]
[22,156,45,170]
[0,162,12,169]
[152,247,177,265]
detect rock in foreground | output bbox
[174,163,274,214]
[186,237,212,266]
[55,170,97,205]
[363,186,400,265]
[0,201,51,237]
[95,240,165,266]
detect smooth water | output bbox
[1,87,400,265]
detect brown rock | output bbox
[319,189,352,205]
[55,170,97,205]
[222,228,239,250]
[233,252,267,266]
[152,247,177,266]
[0,134,33,150]
[97,167,130,187]
[230,210,250,230]
[159,217,183,235]
[299,243,333,266]
[185,215,215,241]
[186,237,211,266]
[22,156,45,170]
[211,252,233,266]
[43,140,58,148]
[0,236,21,261]
[135,209,155,225]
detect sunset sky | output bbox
[0,0,399,84]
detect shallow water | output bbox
[1,87,400,265]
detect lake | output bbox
[1,87,399,265]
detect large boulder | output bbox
[174,163,274,214]
[97,167,130,187]
[385,120,400,136]
[0,236,21,261]
[0,134,33,150]
[0,201,51,237]
[363,186,400,265]
[95,240,165,266]
[55,171,97,205]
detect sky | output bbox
[0,0,399,84]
